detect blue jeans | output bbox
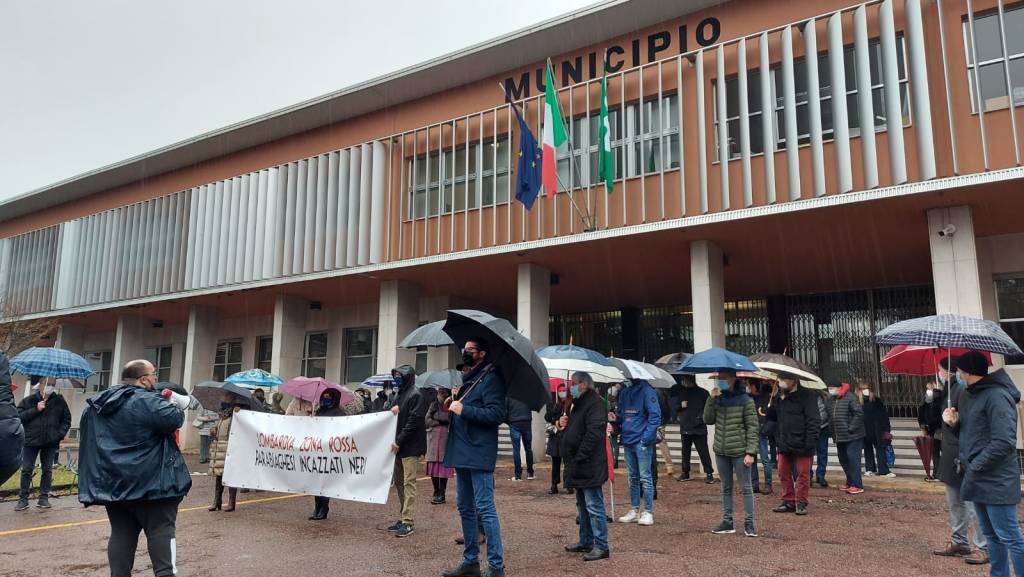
[750,434,773,489]
[624,443,655,513]
[974,502,1024,577]
[836,439,863,488]
[508,425,534,479]
[717,455,755,527]
[456,468,504,569]
[815,430,830,478]
[575,486,609,551]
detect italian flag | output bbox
[542,62,567,198]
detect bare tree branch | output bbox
[0,295,58,357]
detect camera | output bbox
[937,224,957,237]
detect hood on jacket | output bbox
[969,369,1021,403]
[87,385,138,416]
[320,387,342,406]
[392,364,416,389]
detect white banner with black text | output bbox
[222,410,397,504]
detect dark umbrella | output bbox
[875,314,1023,355]
[399,320,455,349]
[913,434,933,478]
[192,381,263,412]
[415,369,463,390]
[441,309,549,411]
[654,352,693,375]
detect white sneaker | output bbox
[618,509,639,523]
[638,512,654,526]
[883,472,897,478]
[864,471,875,477]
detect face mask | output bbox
[778,382,790,391]
[557,391,567,399]
[828,389,838,397]
[220,401,232,412]
[862,390,871,397]
[460,348,476,366]
[717,379,731,391]
[937,372,947,385]
[955,373,966,386]
[320,397,336,408]
[570,384,581,399]
[392,376,403,388]
[925,390,934,402]
[608,385,618,397]
[43,385,55,395]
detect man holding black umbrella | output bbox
[443,337,508,577]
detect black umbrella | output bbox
[441,309,549,411]
[399,320,455,348]
[192,381,264,412]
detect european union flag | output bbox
[509,99,542,210]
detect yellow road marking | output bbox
[2,478,433,537]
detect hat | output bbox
[957,351,989,377]
[938,355,958,371]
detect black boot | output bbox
[549,484,559,495]
[208,476,223,511]
[309,497,329,520]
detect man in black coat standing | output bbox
[676,376,715,483]
[562,371,610,562]
[770,377,820,515]
[15,375,71,511]
[389,364,428,538]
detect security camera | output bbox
[937,224,957,238]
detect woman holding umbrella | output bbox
[546,383,573,495]
[426,386,455,504]
[208,392,247,513]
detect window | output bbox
[714,37,910,161]
[996,277,1024,365]
[303,332,328,378]
[413,322,429,374]
[85,351,112,392]
[556,93,680,190]
[143,345,173,383]
[344,327,377,385]
[407,138,510,219]
[213,340,242,381]
[964,6,1024,112]
[255,336,273,373]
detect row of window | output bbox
[997,277,1024,366]
[83,328,381,391]
[966,5,1024,112]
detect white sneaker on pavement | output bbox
[883,472,897,478]
[864,471,875,477]
[618,509,639,524]
[638,512,654,526]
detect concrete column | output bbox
[52,323,86,400]
[272,294,307,380]
[691,240,725,466]
[517,263,551,463]
[111,315,148,381]
[182,305,219,451]
[376,280,419,373]
[928,206,985,318]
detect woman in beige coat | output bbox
[209,393,244,512]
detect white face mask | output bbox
[778,382,790,391]
[925,390,934,402]
[43,385,55,396]
[828,389,838,397]
[557,391,567,399]
[862,390,871,397]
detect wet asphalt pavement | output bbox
[0,456,1002,577]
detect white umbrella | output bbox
[753,362,826,390]
[540,358,626,383]
[609,359,675,388]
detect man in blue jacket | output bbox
[944,351,1024,577]
[613,378,661,526]
[443,337,508,577]
[78,359,191,577]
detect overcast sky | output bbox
[0,0,595,201]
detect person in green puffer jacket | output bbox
[704,370,760,538]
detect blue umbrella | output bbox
[875,314,1022,355]
[680,347,758,374]
[9,347,95,380]
[225,368,284,388]
[361,373,397,388]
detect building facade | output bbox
[2,0,1024,452]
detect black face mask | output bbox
[220,402,232,412]
[462,349,476,366]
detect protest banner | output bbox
[222,410,397,504]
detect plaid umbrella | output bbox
[875,314,1022,355]
[9,347,95,380]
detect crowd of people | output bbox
[6,341,1024,577]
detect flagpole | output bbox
[498,81,592,229]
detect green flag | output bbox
[598,57,614,194]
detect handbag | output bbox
[885,444,896,468]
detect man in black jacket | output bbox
[562,371,610,562]
[771,377,820,515]
[78,359,191,577]
[0,354,24,486]
[676,376,715,483]
[388,364,427,538]
[15,375,71,511]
